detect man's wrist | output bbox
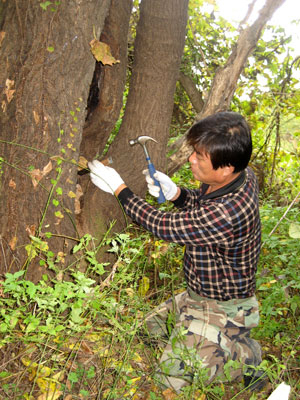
[171,187,181,201]
[114,183,127,196]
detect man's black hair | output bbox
[187,111,252,172]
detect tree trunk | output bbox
[79,0,189,239]
[77,0,133,239]
[167,0,286,175]
[0,0,110,279]
[80,0,133,160]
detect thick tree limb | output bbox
[179,71,204,113]
[167,0,286,175]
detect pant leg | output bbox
[144,291,186,339]
[151,291,262,393]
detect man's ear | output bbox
[223,165,235,177]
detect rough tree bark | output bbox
[80,0,133,160]
[0,0,110,279]
[167,0,286,175]
[79,0,189,238]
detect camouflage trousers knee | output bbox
[144,289,262,393]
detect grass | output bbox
[0,194,299,399]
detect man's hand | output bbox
[143,169,180,201]
[88,160,125,195]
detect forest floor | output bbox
[0,204,299,399]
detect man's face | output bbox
[189,147,231,186]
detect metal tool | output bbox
[129,135,166,203]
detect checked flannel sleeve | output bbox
[117,168,261,300]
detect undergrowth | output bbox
[0,188,299,399]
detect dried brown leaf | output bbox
[29,169,43,188]
[5,79,15,103]
[75,184,83,215]
[162,388,178,400]
[9,236,17,251]
[29,162,52,187]
[78,156,88,170]
[26,225,36,237]
[33,110,40,125]
[90,39,120,65]
[42,161,52,176]
[9,179,16,189]
[1,100,7,113]
[0,31,5,48]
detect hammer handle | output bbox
[147,158,166,204]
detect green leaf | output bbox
[289,223,300,239]
[68,371,79,384]
[86,366,95,379]
[25,281,37,299]
[40,1,52,11]
[71,307,83,324]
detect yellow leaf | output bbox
[38,366,52,378]
[89,39,120,65]
[131,352,143,362]
[138,276,150,297]
[23,395,34,400]
[21,357,37,368]
[25,244,37,261]
[36,377,62,396]
[125,288,134,297]
[68,191,76,198]
[54,211,64,219]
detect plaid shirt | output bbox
[118,167,261,301]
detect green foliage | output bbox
[1,2,300,399]
[1,181,299,398]
[39,1,60,12]
[176,2,300,201]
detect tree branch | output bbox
[167,0,286,175]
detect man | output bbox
[88,111,264,393]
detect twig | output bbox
[99,260,120,290]
[262,189,300,248]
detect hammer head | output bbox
[129,135,158,147]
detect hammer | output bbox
[129,135,166,203]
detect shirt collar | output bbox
[202,170,246,200]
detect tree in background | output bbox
[0,0,292,277]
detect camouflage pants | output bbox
[144,289,262,393]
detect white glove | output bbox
[267,382,291,400]
[88,160,124,195]
[143,169,178,201]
